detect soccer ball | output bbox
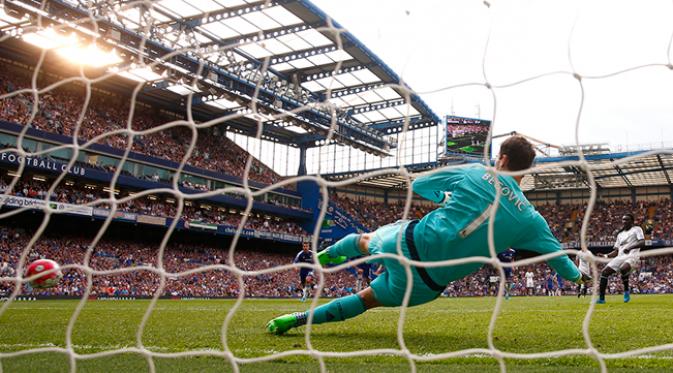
[25,259,62,289]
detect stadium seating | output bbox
[2,159,673,300]
[0,226,356,298]
[0,69,287,187]
[443,254,673,297]
[1,222,671,298]
[333,193,673,243]
[0,174,306,236]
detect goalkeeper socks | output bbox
[327,234,362,258]
[296,294,366,326]
[621,274,629,293]
[599,275,608,300]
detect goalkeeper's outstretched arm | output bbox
[516,214,582,283]
[411,166,469,204]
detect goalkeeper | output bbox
[267,136,588,335]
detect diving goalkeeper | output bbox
[266,136,588,335]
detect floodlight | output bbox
[22,28,76,49]
[56,44,122,68]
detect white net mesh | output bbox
[0,0,672,372]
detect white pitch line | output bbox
[0,344,671,361]
[0,343,173,351]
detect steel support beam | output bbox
[594,165,673,180]
[295,59,362,80]
[20,0,453,154]
[370,116,434,132]
[348,98,407,115]
[25,0,392,154]
[613,163,634,187]
[199,22,321,50]
[299,64,369,82]
[317,82,385,98]
[268,44,346,65]
[656,154,672,185]
[567,166,597,189]
[153,1,274,28]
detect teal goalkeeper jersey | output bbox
[411,165,581,286]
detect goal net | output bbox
[1,0,673,372]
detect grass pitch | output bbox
[1,295,673,372]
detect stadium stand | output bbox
[3,184,673,299]
[0,173,306,236]
[330,192,432,230]
[0,67,286,187]
[332,193,673,243]
[2,218,672,299]
[443,255,673,297]
[0,226,356,299]
[3,109,673,300]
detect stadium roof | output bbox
[0,0,440,156]
[324,150,673,191]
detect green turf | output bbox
[1,295,672,372]
[459,146,481,153]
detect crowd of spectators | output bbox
[3,180,673,298]
[333,193,673,243]
[0,175,306,237]
[330,193,673,297]
[447,124,489,138]
[0,227,356,298]
[536,199,660,243]
[442,255,673,297]
[331,193,433,231]
[0,69,286,187]
[2,191,673,299]
[1,223,672,299]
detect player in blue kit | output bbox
[294,242,314,302]
[356,261,372,292]
[267,136,590,334]
[545,273,555,296]
[555,272,565,296]
[498,248,516,299]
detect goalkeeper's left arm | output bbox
[516,214,583,284]
[547,252,584,284]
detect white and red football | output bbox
[25,259,62,289]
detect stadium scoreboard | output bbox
[442,115,492,159]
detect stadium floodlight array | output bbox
[1,1,673,372]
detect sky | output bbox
[311,0,673,153]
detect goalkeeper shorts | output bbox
[367,220,444,307]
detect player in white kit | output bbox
[525,270,535,296]
[577,255,590,298]
[597,214,645,304]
